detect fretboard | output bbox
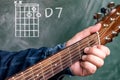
[7,33,99,80]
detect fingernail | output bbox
[84,47,89,53]
[96,23,101,26]
[93,45,97,48]
[82,55,87,60]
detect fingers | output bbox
[75,23,101,40]
[81,61,97,75]
[97,45,110,56]
[84,45,110,59]
[66,23,101,46]
[82,45,110,68]
[82,55,104,68]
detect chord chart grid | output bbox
[14,1,40,37]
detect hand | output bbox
[66,23,110,76]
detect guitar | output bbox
[7,3,120,80]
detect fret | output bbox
[24,72,35,80]
[58,49,72,69]
[48,58,54,76]
[70,44,83,60]
[40,60,55,80]
[69,42,79,50]
[20,72,25,80]
[71,50,82,63]
[68,47,73,65]
[9,72,25,80]
[61,57,72,69]
[86,37,91,47]
[58,53,64,71]
[30,67,35,79]
[39,63,46,80]
[31,64,43,79]
[77,41,83,60]
[51,55,63,75]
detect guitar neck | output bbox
[8,33,99,80]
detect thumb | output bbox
[66,23,101,46]
[77,23,101,40]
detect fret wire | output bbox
[58,53,64,70]
[20,66,42,79]
[48,58,54,76]
[62,56,71,65]
[30,67,35,79]
[70,38,97,54]
[43,69,54,80]
[52,60,63,71]
[71,51,82,63]
[69,41,80,50]
[69,37,92,50]
[62,60,73,69]
[51,58,61,67]
[40,63,52,72]
[87,37,91,47]
[68,47,72,65]
[70,41,98,62]
[69,34,97,52]
[40,64,53,77]
[52,64,64,75]
[9,72,24,80]
[71,42,98,64]
[39,63,46,80]
[11,72,26,80]
[24,64,43,80]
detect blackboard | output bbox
[0,0,120,80]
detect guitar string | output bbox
[11,35,95,79]
[12,40,96,80]
[11,33,97,78]
[11,36,98,79]
[19,41,97,80]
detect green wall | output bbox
[0,0,120,80]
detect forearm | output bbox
[0,44,66,80]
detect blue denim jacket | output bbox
[0,44,72,80]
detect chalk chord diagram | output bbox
[14,1,41,37]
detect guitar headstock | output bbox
[94,2,120,45]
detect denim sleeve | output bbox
[0,44,73,80]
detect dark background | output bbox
[0,0,120,80]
